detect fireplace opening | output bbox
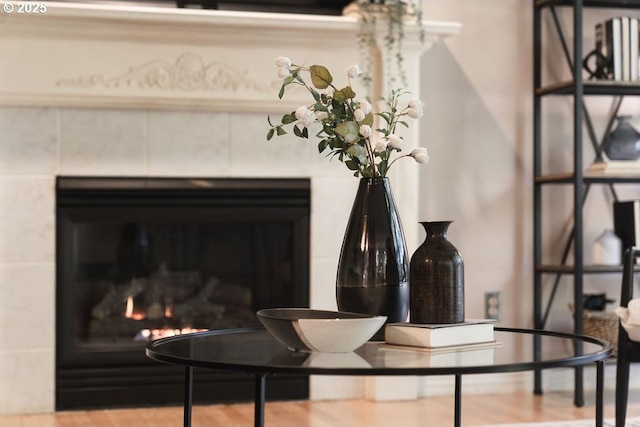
[56,177,310,410]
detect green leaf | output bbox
[276,126,287,136]
[363,112,374,126]
[346,144,369,164]
[334,121,360,144]
[398,120,409,128]
[281,113,297,125]
[278,84,286,99]
[318,139,329,153]
[335,87,356,102]
[309,65,333,89]
[302,127,308,138]
[340,85,356,99]
[294,126,304,138]
[378,112,392,124]
[283,74,295,86]
[345,159,359,171]
[377,159,388,175]
[310,88,321,102]
[267,128,275,141]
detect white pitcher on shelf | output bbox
[592,229,622,266]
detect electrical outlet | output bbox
[485,291,501,321]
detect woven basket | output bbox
[569,304,619,355]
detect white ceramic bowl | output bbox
[256,308,387,353]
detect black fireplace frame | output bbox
[55,176,311,410]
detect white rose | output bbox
[354,109,366,122]
[359,124,372,138]
[408,97,422,109]
[375,139,389,152]
[388,134,402,149]
[316,111,328,121]
[277,66,290,79]
[275,56,292,69]
[347,65,361,78]
[300,111,316,128]
[359,100,371,115]
[295,106,310,120]
[407,107,423,119]
[410,147,429,164]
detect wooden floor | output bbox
[1,390,640,427]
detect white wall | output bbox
[419,0,534,333]
[418,0,640,355]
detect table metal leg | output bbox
[184,366,193,427]
[454,374,461,427]
[596,360,604,427]
[254,374,266,427]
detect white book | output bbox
[631,18,639,81]
[384,319,496,348]
[622,16,631,81]
[608,17,623,81]
[586,160,640,175]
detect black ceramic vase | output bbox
[409,221,464,324]
[336,178,409,338]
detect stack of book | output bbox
[595,17,639,82]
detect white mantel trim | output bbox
[0,1,461,112]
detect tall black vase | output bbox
[409,221,464,324]
[336,178,409,338]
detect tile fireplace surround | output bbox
[0,1,460,414]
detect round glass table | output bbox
[146,327,611,427]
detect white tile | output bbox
[229,113,312,177]
[0,107,57,175]
[310,259,338,311]
[59,109,145,176]
[310,177,358,259]
[147,111,230,176]
[0,178,55,263]
[0,263,55,350]
[0,350,54,414]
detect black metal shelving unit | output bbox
[533,0,640,407]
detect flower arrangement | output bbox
[267,56,429,178]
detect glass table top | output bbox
[146,327,611,376]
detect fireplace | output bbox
[55,176,310,410]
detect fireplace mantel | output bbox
[0,1,461,112]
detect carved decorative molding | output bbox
[56,52,271,93]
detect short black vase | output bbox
[409,221,464,324]
[336,177,409,339]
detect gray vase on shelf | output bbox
[604,116,640,161]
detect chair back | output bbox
[620,246,639,308]
[618,246,640,361]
